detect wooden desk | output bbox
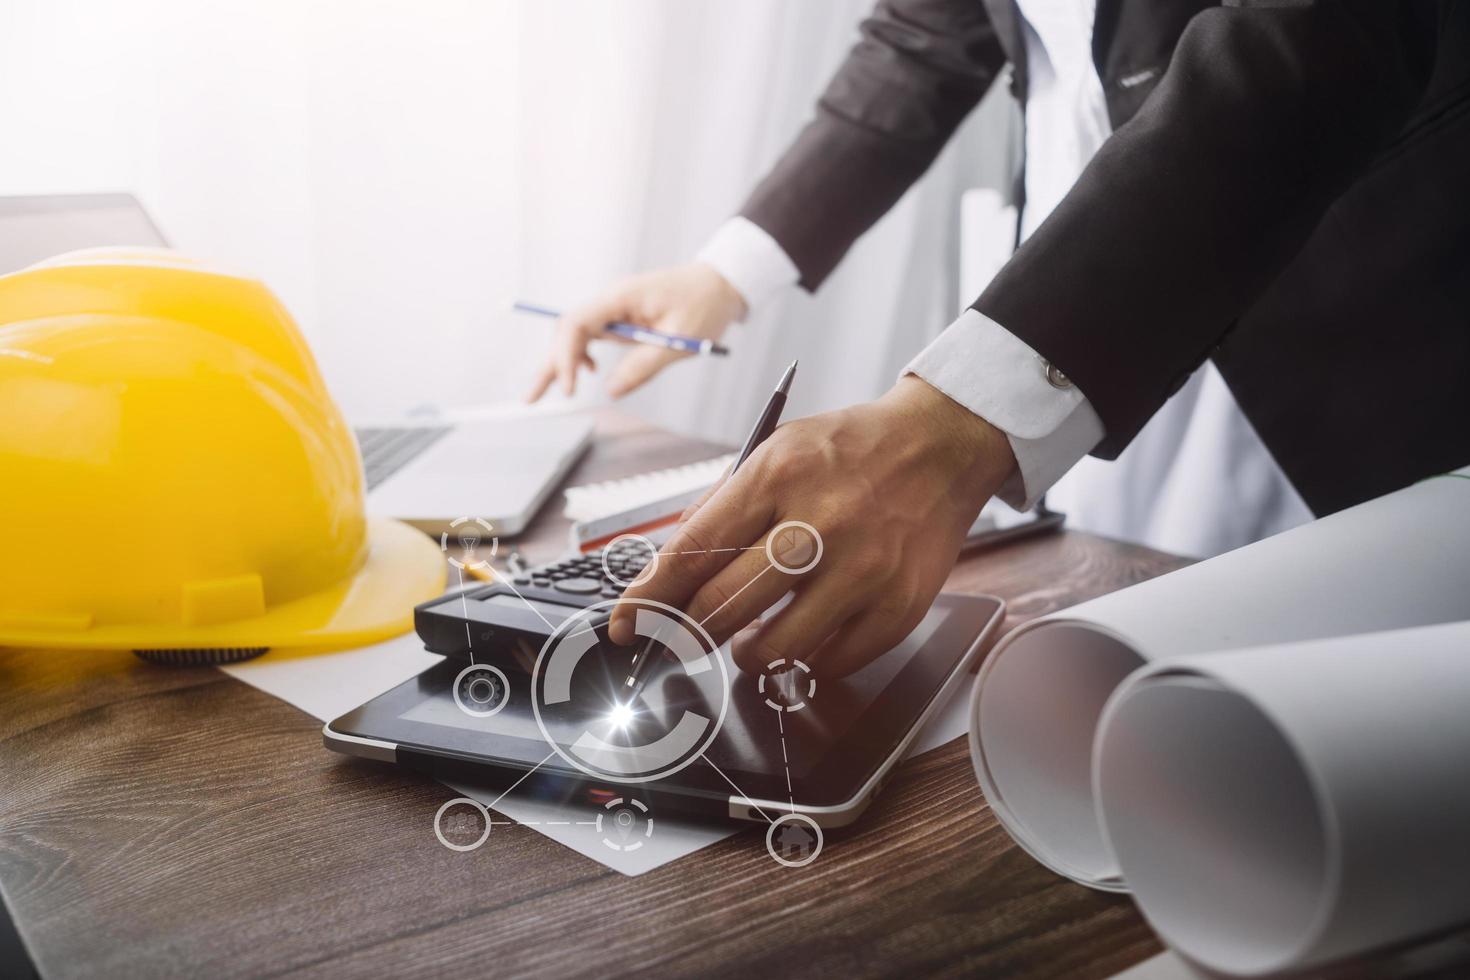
[0,412,1189,979]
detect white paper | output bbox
[1095,621,1470,976]
[969,469,1470,889]
[224,630,974,875]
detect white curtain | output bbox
[0,0,1013,442]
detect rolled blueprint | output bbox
[1094,621,1470,976]
[968,469,1470,890]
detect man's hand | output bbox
[609,376,1017,678]
[525,263,746,401]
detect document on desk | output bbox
[223,631,972,876]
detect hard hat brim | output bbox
[0,518,447,652]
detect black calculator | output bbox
[414,538,655,663]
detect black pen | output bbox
[619,360,798,704]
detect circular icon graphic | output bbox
[766,812,823,868]
[596,797,653,852]
[600,533,659,589]
[766,520,822,575]
[531,598,729,784]
[442,516,498,571]
[453,664,511,718]
[758,658,816,712]
[434,797,491,852]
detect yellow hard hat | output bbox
[0,247,445,658]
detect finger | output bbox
[524,361,557,403]
[803,601,924,680]
[554,322,586,396]
[606,345,683,398]
[728,573,864,675]
[609,472,775,644]
[684,533,819,645]
[555,294,636,395]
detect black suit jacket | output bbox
[738,0,1470,515]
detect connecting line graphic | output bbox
[702,756,777,825]
[777,709,795,813]
[455,566,476,665]
[489,566,557,631]
[556,544,775,644]
[698,561,775,629]
[480,749,560,827]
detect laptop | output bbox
[0,193,591,537]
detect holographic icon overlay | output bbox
[434,797,492,851]
[601,533,660,589]
[758,658,816,713]
[765,520,822,575]
[766,812,823,868]
[597,797,654,852]
[452,663,511,718]
[532,598,729,783]
[441,516,497,571]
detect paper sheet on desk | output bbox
[222,632,974,876]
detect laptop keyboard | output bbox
[355,426,453,491]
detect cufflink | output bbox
[1041,359,1072,390]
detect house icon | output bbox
[777,822,814,859]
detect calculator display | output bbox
[478,593,580,623]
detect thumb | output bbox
[606,345,682,398]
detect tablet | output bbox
[325,592,1003,828]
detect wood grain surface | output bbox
[0,412,1191,979]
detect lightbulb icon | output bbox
[441,517,496,570]
[615,809,634,842]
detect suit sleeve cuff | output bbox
[903,309,1105,510]
[695,217,800,320]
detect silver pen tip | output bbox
[777,360,797,393]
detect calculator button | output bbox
[554,577,602,595]
[601,587,622,599]
[513,574,531,585]
[532,577,552,588]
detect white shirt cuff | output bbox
[903,309,1105,510]
[695,217,800,319]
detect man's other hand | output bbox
[609,376,1016,678]
[525,263,746,401]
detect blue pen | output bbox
[513,302,730,356]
